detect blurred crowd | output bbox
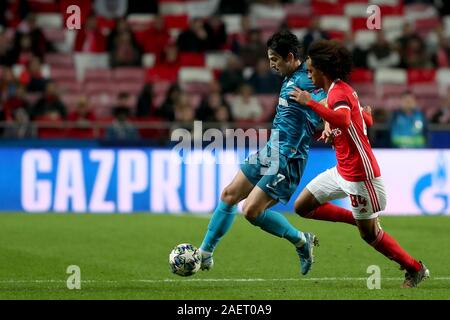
[0,0,449,148]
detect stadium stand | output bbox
[0,0,449,146]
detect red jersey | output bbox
[327,80,380,181]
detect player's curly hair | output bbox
[307,40,353,81]
[267,30,303,60]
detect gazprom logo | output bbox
[414,152,448,215]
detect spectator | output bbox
[302,18,329,52]
[19,55,47,92]
[94,0,128,19]
[67,96,96,138]
[74,14,107,53]
[3,107,33,139]
[15,14,54,59]
[174,92,196,124]
[127,0,158,14]
[106,17,139,52]
[0,29,15,66]
[239,29,267,68]
[105,92,140,140]
[230,15,252,54]
[434,32,450,68]
[196,92,233,122]
[229,84,263,120]
[430,93,450,124]
[396,23,432,68]
[143,15,170,57]
[0,67,19,100]
[135,83,156,117]
[247,58,282,94]
[176,18,208,52]
[68,96,95,121]
[110,31,142,67]
[157,83,182,121]
[0,0,29,29]
[219,54,244,94]
[157,42,180,68]
[204,15,227,51]
[390,91,427,148]
[12,33,34,65]
[207,79,223,96]
[2,84,29,121]
[30,82,67,120]
[367,31,400,69]
[217,0,249,14]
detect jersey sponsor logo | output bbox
[331,128,342,137]
[279,98,288,107]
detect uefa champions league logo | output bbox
[414,152,448,215]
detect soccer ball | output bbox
[169,243,201,277]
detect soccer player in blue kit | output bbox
[198,30,327,275]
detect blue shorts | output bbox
[240,145,307,204]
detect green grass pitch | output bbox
[0,213,448,300]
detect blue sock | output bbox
[251,209,305,246]
[200,201,237,253]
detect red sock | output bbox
[371,230,421,272]
[306,202,356,225]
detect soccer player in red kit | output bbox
[289,40,429,288]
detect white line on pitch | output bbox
[0,277,449,283]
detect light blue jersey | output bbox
[268,62,327,159]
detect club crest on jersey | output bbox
[331,128,342,137]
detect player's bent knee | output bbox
[242,203,262,223]
[294,199,309,217]
[359,230,377,244]
[220,187,240,205]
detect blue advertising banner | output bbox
[0,147,448,215]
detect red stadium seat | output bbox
[179,53,205,67]
[379,5,404,15]
[61,93,82,112]
[146,66,179,82]
[287,16,312,29]
[84,69,113,82]
[133,116,170,140]
[56,80,83,94]
[407,69,436,84]
[353,83,376,96]
[112,67,146,82]
[114,81,143,95]
[45,53,74,68]
[29,0,59,12]
[50,67,77,81]
[327,31,346,40]
[284,3,312,17]
[415,17,441,35]
[351,17,369,31]
[380,84,409,99]
[85,82,115,95]
[312,1,344,15]
[410,84,440,98]
[163,15,189,30]
[35,117,67,139]
[351,69,374,83]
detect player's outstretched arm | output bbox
[289,87,350,129]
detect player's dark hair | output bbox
[267,30,303,60]
[307,39,353,81]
